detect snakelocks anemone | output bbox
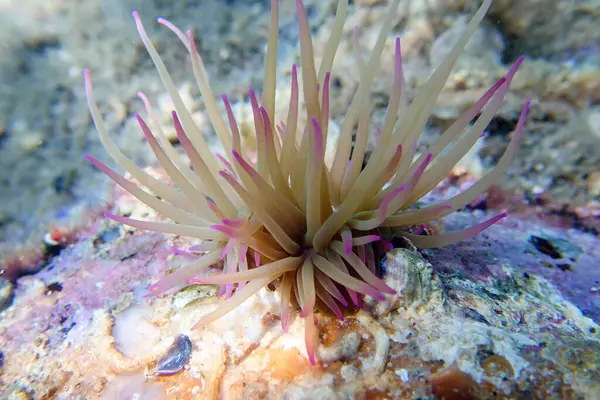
[84,0,529,365]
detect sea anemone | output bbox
[83,0,529,366]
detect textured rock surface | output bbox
[1,175,599,398]
[1,0,599,276]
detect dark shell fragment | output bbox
[154,334,193,375]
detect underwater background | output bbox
[0,0,599,398]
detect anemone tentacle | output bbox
[84,0,529,366]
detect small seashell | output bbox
[154,334,193,376]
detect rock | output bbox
[1,204,599,398]
[0,279,14,312]
[490,0,600,61]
